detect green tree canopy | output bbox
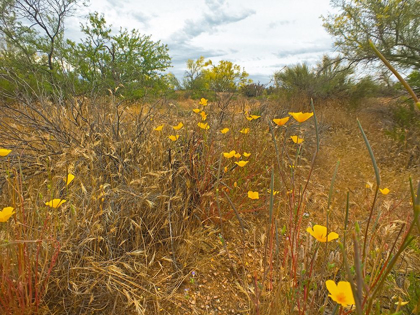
[183,56,251,93]
[67,12,172,97]
[322,0,420,70]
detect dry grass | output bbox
[0,94,418,314]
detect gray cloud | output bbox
[268,20,295,29]
[171,0,255,43]
[131,11,152,28]
[275,44,333,58]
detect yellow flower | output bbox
[289,112,314,123]
[65,173,75,185]
[307,225,339,242]
[240,128,249,134]
[235,161,249,167]
[326,280,355,308]
[290,136,304,144]
[234,182,238,187]
[0,149,12,157]
[366,181,373,189]
[200,111,207,121]
[169,135,179,141]
[224,166,228,173]
[220,128,229,134]
[192,108,201,113]
[0,207,15,222]
[199,98,208,106]
[173,122,183,130]
[154,125,164,131]
[380,188,390,195]
[223,150,236,158]
[267,189,279,195]
[246,116,253,121]
[45,199,66,208]
[197,122,210,130]
[273,117,290,126]
[243,152,251,157]
[248,191,259,200]
[250,115,260,120]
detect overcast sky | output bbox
[66,0,337,84]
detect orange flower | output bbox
[326,280,355,307]
[289,112,313,123]
[379,188,390,195]
[0,149,12,157]
[169,135,180,141]
[45,199,66,208]
[290,136,304,144]
[220,128,229,134]
[273,117,289,126]
[197,122,210,130]
[307,225,338,242]
[0,207,15,222]
[200,111,207,121]
[223,151,236,158]
[248,191,259,200]
[192,108,201,113]
[173,122,184,130]
[235,161,249,167]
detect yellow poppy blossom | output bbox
[169,135,180,141]
[154,125,164,131]
[173,122,183,130]
[248,191,259,200]
[220,128,229,134]
[197,122,210,130]
[240,128,249,134]
[250,115,261,120]
[192,108,201,113]
[235,161,249,167]
[199,98,208,106]
[289,112,314,123]
[307,225,339,242]
[45,199,66,208]
[66,173,75,186]
[223,151,236,158]
[379,188,390,195]
[290,136,304,144]
[273,117,290,126]
[234,153,241,158]
[0,149,12,157]
[224,166,228,173]
[246,116,253,121]
[326,280,355,308]
[243,152,251,157]
[0,207,15,222]
[200,111,207,121]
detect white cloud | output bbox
[66,0,336,83]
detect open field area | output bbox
[1,94,419,314]
[1,0,420,313]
